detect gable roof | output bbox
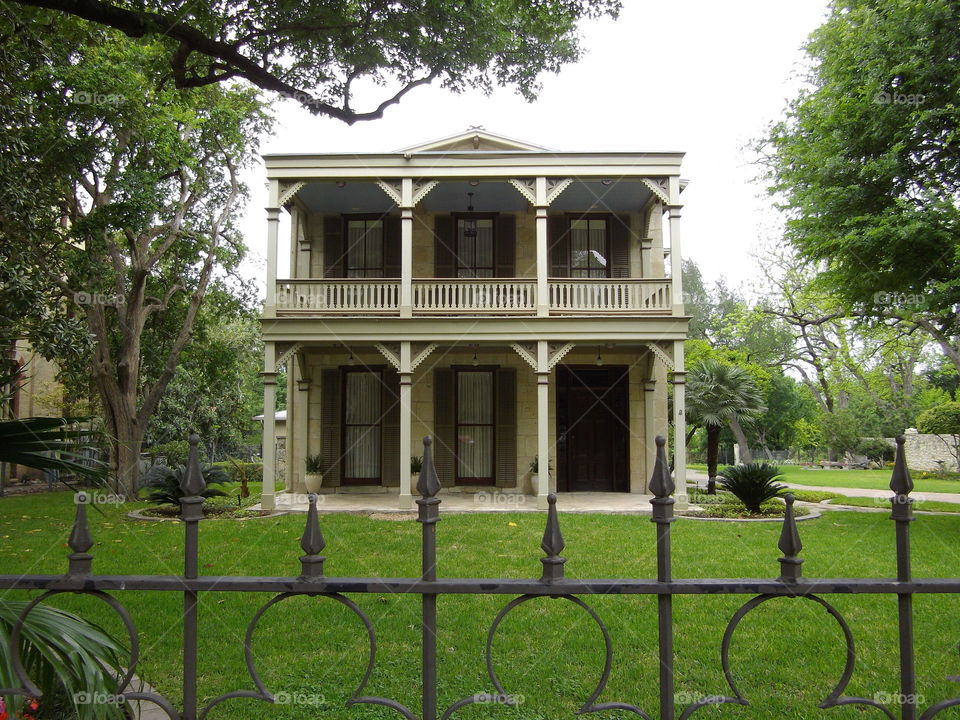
[397,128,551,153]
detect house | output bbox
[259,129,689,510]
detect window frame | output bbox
[452,212,497,279]
[566,213,611,279]
[453,366,497,486]
[342,214,386,278]
[340,367,383,485]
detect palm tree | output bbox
[686,360,766,493]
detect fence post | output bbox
[890,435,916,720]
[417,437,441,720]
[650,436,675,720]
[180,435,205,720]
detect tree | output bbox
[3,17,269,495]
[686,360,766,493]
[761,0,960,372]
[8,1,620,120]
[917,401,960,470]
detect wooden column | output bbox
[265,180,280,317]
[293,363,310,494]
[399,341,413,508]
[535,177,549,317]
[400,178,414,318]
[672,340,688,510]
[536,340,550,509]
[668,176,684,316]
[261,342,277,510]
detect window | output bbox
[569,217,609,278]
[456,216,494,278]
[343,370,381,482]
[456,370,495,484]
[345,218,384,278]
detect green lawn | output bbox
[4,492,960,719]
[689,462,960,495]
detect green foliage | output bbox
[0,417,107,484]
[304,454,325,474]
[917,402,960,435]
[142,463,230,505]
[410,456,423,473]
[819,409,862,457]
[855,438,894,463]
[215,459,263,484]
[718,463,787,513]
[0,601,126,719]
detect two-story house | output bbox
[260,130,688,510]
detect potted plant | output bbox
[304,453,325,493]
[411,455,423,488]
[527,455,552,495]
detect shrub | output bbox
[305,453,325,474]
[917,402,960,435]
[215,459,263,483]
[718,463,787,513]
[142,463,229,505]
[855,438,895,464]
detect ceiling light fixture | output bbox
[595,349,604,367]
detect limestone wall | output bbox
[888,430,960,472]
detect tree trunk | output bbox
[706,424,720,494]
[729,418,753,464]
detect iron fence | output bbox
[0,434,957,719]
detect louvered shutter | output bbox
[433,368,455,487]
[494,368,517,488]
[548,215,569,277]
[495,214,516,277]
[610,215,631,278]
[381,369,401,486]
[320,369,341,487]
[434,216,456,278]
[383,216,401,278]
[323,216,344,278]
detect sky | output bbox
[239,0,832,291]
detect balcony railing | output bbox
[275,278,672,316]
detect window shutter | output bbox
[380,369,401,486]
[323,216,344,278]
[434,216,456,278]
[433,368,455,487]
[383,216,401,278]
[494,368,517,488]
[610,215,631,278]
[495,214,516,277]
[548,215,569,277]
[320,369,342,487]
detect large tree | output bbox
[2,14,269,494]
[761,0,960,371]
[8,0,620,120]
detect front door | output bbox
[557,366,629,492]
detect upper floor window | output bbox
[456,216,494,278]
[346,218,384,278]
[569,217,609,278]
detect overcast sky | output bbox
[240,0,831,291]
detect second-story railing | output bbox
[274,278,673,316]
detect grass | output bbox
[3,492,960,719]
[689,463,960,494]
[685,490,810,519]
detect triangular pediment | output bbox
[398,129,549,153]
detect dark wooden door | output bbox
[557,366,630,492]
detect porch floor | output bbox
[262,490,671,515]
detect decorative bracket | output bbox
[510,343,537,371]
[278,181,306,208]
[276,342,304,369]
[546,178,573,205]
[375,343,401,371]
[411,343,438,372]
[548,342,575,371]
[641,177,670,205]
[508,178,537,205]
[412,179,439,206]
[644,342,674,371]
[375,179,403,206]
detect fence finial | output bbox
[67,492,95,575]
[890,435,914,496]
[778,493,803,581]
[417,436,441,499]
[181,433,206,497]
[649,436,674,498]
[540,493,566,582]
[299,494,326,578]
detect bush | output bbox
[718,463,787,513]
[214,459,263,483]
[855,438,895,463]
[917,402,960,435]
[142,463,229,505]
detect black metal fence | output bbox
[1,434,957,719]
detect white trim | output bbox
[374,342,401,371]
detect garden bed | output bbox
[681,491,813,521]
[130,505,280,520]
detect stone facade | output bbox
[890,429,960,472]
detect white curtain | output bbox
[570,219,607,278]
[457,372,493,479]
[347,220,383,277]
[345,372,381,479]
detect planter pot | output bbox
[411,473,419,489]
[304,473,323,493]
[526,473,538,496]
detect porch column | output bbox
[261,342,277,510]
[672,340,688,510]
[535,177,549,317]
[536,340,550,509]
[668,177,684,316]
[644,377,657,493]
[400,178,414,318]
[294,363,310,494]
[296,213,311,279]
[399,341,413,508]
[265,180,280,318]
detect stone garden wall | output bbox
[888,430,960,472]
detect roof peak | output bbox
[397,128,551,153]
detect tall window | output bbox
[346,218,384,277]
[569,217,609,278]
[343,370,381,482]
[456,217,494,278]
[456,370,495,484]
